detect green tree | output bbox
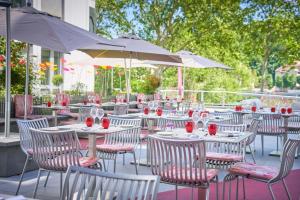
[297,76,300,85]
[275,76,283,89]
[282,73,296,89]
[0,37,35,95]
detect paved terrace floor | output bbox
[0,135,299,200]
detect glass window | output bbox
[11,0,26,7]
[54,52,61,75]
[41,0,62,18]
[41,49,51,85]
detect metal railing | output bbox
[159,89,300,107]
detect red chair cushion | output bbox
[161,167,218,183]
[96,144,134,153]
[228,162,278,180]
[206,152,243,162]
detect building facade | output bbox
[12,0,96,94]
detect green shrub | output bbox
[52,74,64,87]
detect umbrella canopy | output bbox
[80,34,182,63]
[0,7,117,53]
[143,50,231,97]
[65,51,158,69]
[144,50,231,69]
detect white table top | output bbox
[155,128,252,143]
[42,123,133,135]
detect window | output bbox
[41,49,51,85]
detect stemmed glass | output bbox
[192,110,201,130]
[96,108,105,121]
[200,112,209,130]
[90,107,97,123]
[148,101,155,112]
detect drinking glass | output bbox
[90,107,97,122]
[192,110,201,130]
[96,108,105,121]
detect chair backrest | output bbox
[246,118,262,145]
[17,118,49,154]
[213,111,239,124]
[14,95,33,118]
[287,115,300,134]
[113,104,129,115]
[104,127,141,148]
[215,123,247,132]
[256,113,284,134]
[61,166,160,200]
[157,117,190,130]
[271,138,300,183]
[108,117,142,127]
[29,128,81,171]
[148,135,209,185]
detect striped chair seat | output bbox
[162,167,219,183]
[206,152,243,162]
[228,162,278,180]
[96,144,134,153]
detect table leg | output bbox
[52,110,57,126]
[88,134,96,158]
[269,116,288,157]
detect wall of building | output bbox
[31,0,95,94]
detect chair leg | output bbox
[16,155,30,195]
[267,183,276,200]
[43,171,51,187]
[236,177,239,200]
[102,159,107,172]
[282,179,291,200]
[215,176,219,200]
[249,145,256,164]
[113,157,117,173]
[261,135,264,156]
[242,177,246,200]
[132,152,138,175]
[33,169,42,198]
[175,184,178,200]
[276,136,279,152]
[60,172,63,198]
[122,154,125,165]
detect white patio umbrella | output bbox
[65,51,158,92]
[144,50,231,96]
[80,34,181,101]
[0,6,120,136]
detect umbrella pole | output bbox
[129,54,132,96]
[123,58,129,102]
[111,67,114,94]
[183,66,186,97]
[24,43,30,119]
[4,6,11,137]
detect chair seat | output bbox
[228,162,278,180]
[79,138,104,150]
[140,130,149,140]
[206,152,243,162]
[45,156,98,169]
[161,167,218,183]
[96,144,134,153]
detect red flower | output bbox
[0,55,5,62]
[18,59,26,65]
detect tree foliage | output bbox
[95,0,300,95]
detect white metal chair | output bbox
[113,104,129,115]
[29,128,100,198]
[223,138,300,200]
[255,113,285,155]
[16,118,49,195]
[61,166,160,200]
[213,111,240,124]
[108,116,142,127]
[206,124,248,169]
[96,127,141,174]
[245,118,262,163]
[148,135,219,200]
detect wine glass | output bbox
[96,108,105,121]
[200,112,209,130]
[192,110,201,130]
[90,107,97,122]
[148,101,155,111]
